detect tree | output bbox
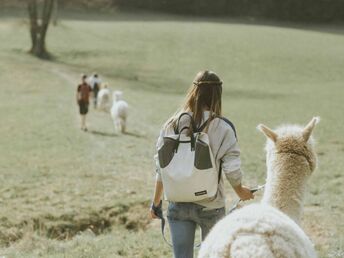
[52,0,59,26]
[27,0,55,58]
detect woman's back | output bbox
[160,111,241,210]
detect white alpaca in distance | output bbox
[97,84,111,112]
[198,117,320,258]
[110,91,128,133]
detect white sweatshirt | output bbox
[87,76,102,89]
[155,111,243,210]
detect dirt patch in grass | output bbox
[0,201,151,247]
[116,202,151,231]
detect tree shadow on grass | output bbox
[55,10,344,37]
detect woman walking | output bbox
[150,70,254,258]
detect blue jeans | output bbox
[167,202,225,258]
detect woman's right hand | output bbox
[234,185,254,201]
[149,200,162,219]
[150,208,158,219]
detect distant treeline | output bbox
[2,0,343,22]
[113,0,343,22]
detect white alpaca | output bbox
[198,117,320,258]
[110,91,128,133]
[97,85,111,112]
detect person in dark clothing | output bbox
[88,73,101,108]
[77,74,92,131]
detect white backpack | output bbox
[158,113,219,202]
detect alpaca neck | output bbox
[262,164,308,224]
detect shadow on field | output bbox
[123,131,146,138]
[51,10,344,37]
[1,9,343,38]
[89,130,145,138]
[89,130,117,137]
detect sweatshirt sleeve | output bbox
[220,127,243,187]
[154,129,165,182]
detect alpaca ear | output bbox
[257,124,278,142]
[302,116,320,142]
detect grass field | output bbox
[0,9,344,258]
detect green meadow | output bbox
[0,10,344,257]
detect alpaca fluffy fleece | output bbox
[97,87,111,112]
[198,117,319,258]
[110,91,128,133]
[198,204,316,258]
[261,118,319,224]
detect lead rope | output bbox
[227,185,265,214]
[151,201,202,249]
[152,185,265,249]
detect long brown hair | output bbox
[165,70,223,132]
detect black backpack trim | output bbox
[171,113,237,184]
[196,116,237,184]
[198,116,237,139]
[219,117,237,139]
[173,112,197,134]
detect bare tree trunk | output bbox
[28,0,38,54]
[27,0,54,59]
[53,0,58,26]
[38,0,54,57]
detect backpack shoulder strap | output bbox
[217,117,237,183]
[197,119,209,132]
[174,112,196,134]
[218,117,237,139]
[197,116,237,139]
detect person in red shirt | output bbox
[76,74,92,131]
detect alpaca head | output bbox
[257,117,320,176]
[113,91,123,101]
